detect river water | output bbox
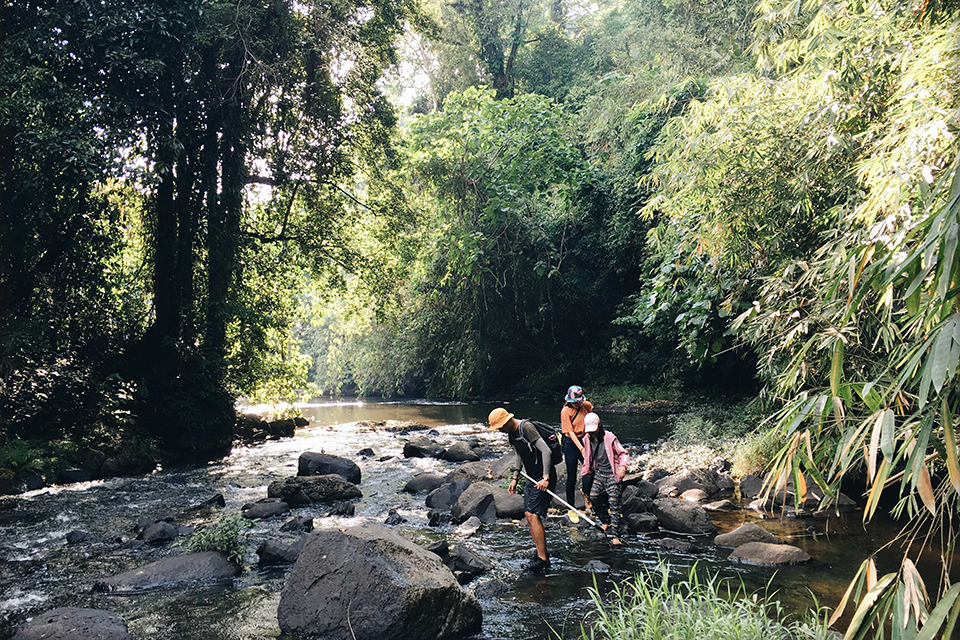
[0,399,936,638]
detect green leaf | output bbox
[914,582,960,640]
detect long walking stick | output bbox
[519,471,606,533]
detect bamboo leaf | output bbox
[914,582,960,640]
[881,408,896,462]
[845,574,898,640]
[916,462,936,516]
[831,340,844,397]
[931,318,957,393]
[868,410,883,482]
[943,398,960,493]
[937,222,958,299]
[865,458,891,522]
[830,560,872,627]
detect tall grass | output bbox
[574,563,833,640]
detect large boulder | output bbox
[402,436,444,459]
[451,483,497,524]
[445,454,514,483]
[269,418,297,438]
[440,443,480,463]
[403,473,448,494]
[425,479,472,511]
[489,485,524,519]
[277,525,482,640]
[297,452,361,485]
[651,498,716,535]
[714,523,784,547]
[93,551,240,592]
[268,475,362,505]
[11,607,134,640]
[729,542,812,566]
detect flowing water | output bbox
[0,400,939,638]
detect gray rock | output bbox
[704,500,738,511]
[729,541,812,566]
[651,498,716,535]
[16,468,45,492]
[257,536,309,565]
[202,493,226,508]
[297,452,361,484]
[280,516,314,533]
[402,436,444,459]
[625,512,659,533]
[66,530,97,545]
[738,475,763,499]
[403,473,448,494]
[490,485,525,519]
[326,501,356,517]
[715,523,785,547]
[635,480,660,499]
[11,607,134,640]
[242,500,290,519]
[177,526,195,536]
[680,489,708,502]
[584,560,610,573]
[451,483,497,524]
[93,551,240,592]
[357,447,375,458]
[268,475,362,505]
[715,474,735,491]
[444,545,493,583]
[385,509,407,526]
[440,442,480,463]
[139,521,178,544]
[473,580,511,599]
[278,525,482,640]
[653,538,696,553]
[656,469,718,497]
[423,540,449,558]
[428,510,454,527]
[425,479,472,511]
[456,516,483,537]
[268,418,297,438]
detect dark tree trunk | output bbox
[206,44,247,363]
[152,64,182,345]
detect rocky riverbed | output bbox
[0,401,928,639]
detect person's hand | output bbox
[508,478,518,494]
[535,477,549,491]
[617,470,626,482]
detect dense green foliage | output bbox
[1,0,414,455]
[184,513,251,565]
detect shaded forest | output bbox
[4,0,960,630]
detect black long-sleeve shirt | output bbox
[508,420,554,478]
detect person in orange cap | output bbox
[488,407,556,572]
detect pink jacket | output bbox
[582,431,630,479]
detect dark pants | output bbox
[590,469,622,534]
[563,436,583,504]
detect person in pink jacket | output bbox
[581,412,629,545]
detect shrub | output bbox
[184,513,251,565]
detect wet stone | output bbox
[66,530,98,545]
[201,493,226,508]
[93,551,241,592]
[140,521,178,544]
[326,501,355,517]
[356,448,374,457]
[424,539,449,558]
[456,516,483,537]
[653,538,696,553]
[280,516,314,533]
[403,472,448,494]
[242,500,290,520]
[729,541,812,566]
[297,452,361,485]
[473,579,511,599]
[428,509,454,527]
[384,509,407,526]
[11,607,134,640]
[585,559,610,573]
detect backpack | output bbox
[518,420,564,467]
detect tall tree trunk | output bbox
[152,65,182,345]
[206,44,247,363]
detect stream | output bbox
[0,399,936,638]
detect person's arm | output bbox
[508,447,521,494]
[581,435,593,475]
[521,422,553,489]
[560,408,574,437]
[613,436,629,481]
